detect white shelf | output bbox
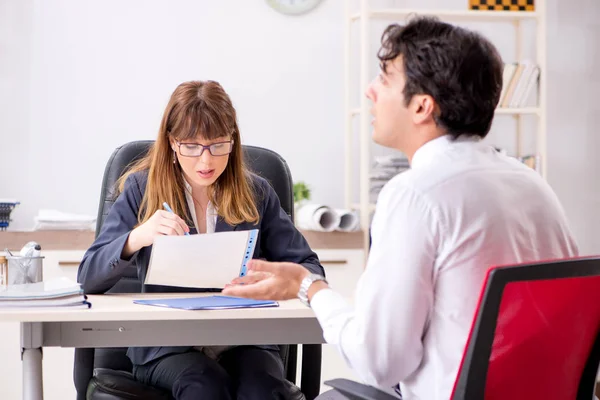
[351,9,539,22]
[351,107,541,117]
[344,1,547,253]
[351,203,376,213]
[495,107,541,115]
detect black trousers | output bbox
[132,346,299,400]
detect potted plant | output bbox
[293,181,311,223]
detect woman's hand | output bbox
[122,210,189,258]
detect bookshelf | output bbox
[344,0,547,254]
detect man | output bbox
[224,16,578,399]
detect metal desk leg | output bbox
[21,322,43,400]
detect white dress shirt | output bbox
[311,135,578,399]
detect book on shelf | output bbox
[499,61,540,108]
[518,154,542,173]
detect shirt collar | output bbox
[182,175,192,194]
[181,174,217,233]
[411,134,482,169]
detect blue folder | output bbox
[133,295,278,310]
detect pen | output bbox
[162,202,190,236]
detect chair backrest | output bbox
[451,257,600,400]
[75,140,300,399]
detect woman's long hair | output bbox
[118,80,259,227]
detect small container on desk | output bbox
[4,255,44,285]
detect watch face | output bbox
[266,0,323,15]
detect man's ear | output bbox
[412,94,436,125]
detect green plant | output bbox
[293,181,311,203]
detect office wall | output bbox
[1,0,599,254]
[545,0,600,255]
[1,0,346,231]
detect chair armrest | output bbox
[88,368,170,400]
[324,379,400,400]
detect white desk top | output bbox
[0,293,317,323]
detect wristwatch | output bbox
[297,274,328,307]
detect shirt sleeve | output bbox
[310,182,440,388]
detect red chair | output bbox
[324,257,600,400]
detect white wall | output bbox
[545,0,600,255]
[1,0,599,254]
[0,0,599,398]
[1,0,345,231]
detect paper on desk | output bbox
[145,230,258,289]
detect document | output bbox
[145,229,258,289]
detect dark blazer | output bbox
[77,170,324,366]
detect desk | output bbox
[0,294,324,400]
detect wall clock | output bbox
[266,0,324,16]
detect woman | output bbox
[78,80,324,400]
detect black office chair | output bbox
[73,140,322,400]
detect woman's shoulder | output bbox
[247,172,274,197]
[121,169,149,195]
[247,172,269,189]
[246,172,277,210]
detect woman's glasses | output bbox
[175,140,234,157]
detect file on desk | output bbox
[0,277,91,308]
[134,295,278,310]
[145,229,258,289]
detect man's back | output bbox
[392,135,578,398]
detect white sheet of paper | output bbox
[145,230,256,289]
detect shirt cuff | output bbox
[310,288,352,330]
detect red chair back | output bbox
[451,257,600,400]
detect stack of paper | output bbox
[33,209,96,231]
[370,155,410,203]
[0,277,90,308]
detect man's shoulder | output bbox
[377,169,437,211]
[380,169,427,198]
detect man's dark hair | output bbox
[378,16,503,139]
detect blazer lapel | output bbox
[216,216,238,232]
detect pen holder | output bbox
[6,255,44,285]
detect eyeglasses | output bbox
[175,140,234,157]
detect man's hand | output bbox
[222,259,311,300]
